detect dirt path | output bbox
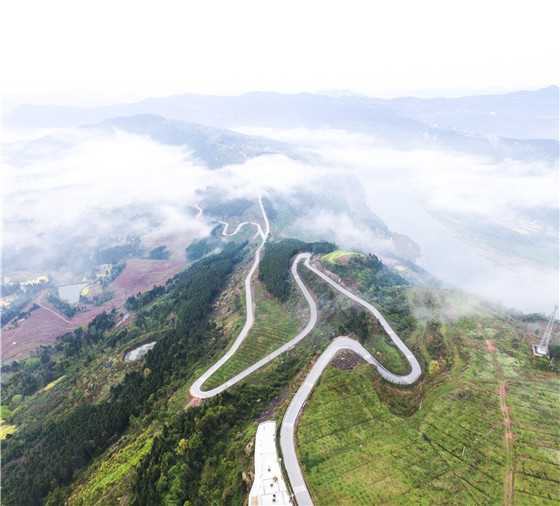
[485,339,514,505]
[499,380,514,506]
[185,397,202,410]
[37,293,73,324]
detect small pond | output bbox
[58,283,88,304]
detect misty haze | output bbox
[4,2,560,503]
[3,89,558,315]
[2,87,559,506]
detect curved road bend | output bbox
[280,259,421,506]
[190,197,270,398]
[190,253,318,398]
[304,260,421,385]
[279,335,420,506]
[189,198,422,504]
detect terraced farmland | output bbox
[296,318,560,505]
[203,285,302,390]
[507,377,560,504]
[297,366,506,504]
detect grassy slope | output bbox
[296,313,560,505]
[322,250,366,263]
[203,284,302,390]
[6,236,557,504]
[28,245,303,503]
[67,429,155,505]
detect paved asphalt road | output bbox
[190,197,269,399]
[279,332,421,505]
[189,198,422,504]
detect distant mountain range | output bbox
[87,115,304,169]
[4,115,306,170]
[5,87,558,162]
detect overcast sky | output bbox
[2,0,559,106]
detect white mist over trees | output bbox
[2,89,559,312]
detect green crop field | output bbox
[321,250,365,264]
[296,315,560,505]
[203,285,302,390]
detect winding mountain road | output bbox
[190,197,270,398]
[189,198,421,505]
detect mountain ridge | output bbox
[5,86,558,141]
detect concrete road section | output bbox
[249,421,292,505]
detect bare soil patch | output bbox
[332,349,367,371]
[1,305,75,360]
[107,259,187,299]
[185,397,202,410]
[255,386,293,424]
[485,339,496,353]
[1,259,187,361]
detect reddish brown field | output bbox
[108,259,187,299]
[1,259,187,362]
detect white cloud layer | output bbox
[3,125,557,313]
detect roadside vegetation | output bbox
[2,228,557,506]
[258,238,335,302]
[321,249,365,263]
[0,242,247,505]
[203,284,302,390]
[296,308,560,505]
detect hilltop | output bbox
[2,196,558,505]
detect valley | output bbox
[1,87,559,505]
[2,196,558,505]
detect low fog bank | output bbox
[3,123,557,314]
[2,130,213,279]
[237,126,559,313]
[362,181,558,313]
[2,128,342,282]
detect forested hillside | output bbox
[1,236,557,505]
[1,243,246,505]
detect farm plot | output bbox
[1,259,187,362]
[296,364,511,505]
[321,250,365,264]
[203,285,301,390]
[506,376,560,504]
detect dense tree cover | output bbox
[1,295,32,326]
[1,282,22,297]
[1,311,118,404]
[131,358,300,506]
[425,321,447,360]
[514,312,551,323]
[46,292,76,318]
[549,343,560,360]
[337,307,372,342]
[99,261,126,288]
[258,239,336,302]
[126,285,166,310]
[1,356,58,399]
[95,242,141,265]
[1,238,421,504]
[186,236,222,261]
[1,301,39,327]
[1,243,246,506]
[328,254,415,333]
